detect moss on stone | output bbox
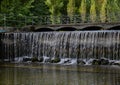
[31,57,39,62]
[51,57,60,63]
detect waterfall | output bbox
[0,31,120,63]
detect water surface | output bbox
[0,63,120,85]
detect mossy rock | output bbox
[100,59,109,65]
[38,57,44,62]
[51,57,60,63]
[31,57,39,62]
[92,59,109,65]
[92,59,101,65]
[23,58,31,62]
[109,61,115,65]
[77,59,86,65]
[113,61,120,66]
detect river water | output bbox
[0,63,120,85]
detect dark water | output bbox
[0,64,120,85]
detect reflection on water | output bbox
[0,64,120,85]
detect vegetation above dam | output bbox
[0,0,120,30]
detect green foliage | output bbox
[0,0,34,16]
[0,0,120,27]
[79,0,86,22]
[30,0,50,16]
[45,0,63,24]
[60,0,68,15]
[0,0,13,14]
[90,0,96,22]
[0,0,35,27]
[100,0,107,22]
[107,0,120,22]
[67,0,76,20]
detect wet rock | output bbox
[64,59,71,63]
[113,63,120,66]
[100,58,109,65]
[38,57,44,62]
[92,59,101,65]
[109,61,115,65]
[113,61,120,66]
[31,57,39,62]
[92,58,110,65]
[51,57,61,63]
[77,59,86,65]
[23,58,31,62]
[86,59,94,65]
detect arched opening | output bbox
[56,27,77,31]
[108,26,120,30]
[79,26,103,31]
[34,28,54,32]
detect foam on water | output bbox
[11,56,120,66]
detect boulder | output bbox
[100,58,109,65]
[38,57,44,62]
[109,61,115,65]
[113,61,120,66]
[31,57,39,62]
[92,59,101,65]
[64,59,71,63]
[77,59,86,65]
[23,58,31,62]
[51,57,61,63]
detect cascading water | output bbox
[0,31,120,64]
[0,31,120,85]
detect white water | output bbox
[0,31,120,64]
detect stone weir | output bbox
[0,31,120,65]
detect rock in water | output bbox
[51,57,61,63]
[77,59,86,65]
[31,57,39,62]
[100,58,109,65]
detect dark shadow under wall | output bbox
[108,26,120,30]
[34,28,54,32]
[56,27,77,31]
[79,26,103,31]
